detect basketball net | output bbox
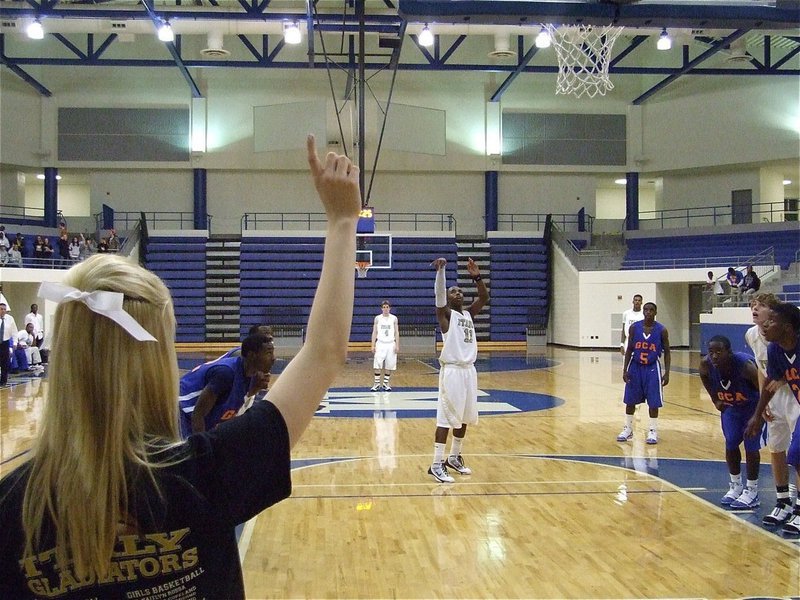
[543,24,624,99]
[356,261,370,278]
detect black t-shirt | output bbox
[0,401,291,600]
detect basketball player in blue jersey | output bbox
[699,336,764,509]
[428,256,489,483]
[746,302,800,535]
[179,332,274,437]
[617,302,671,445]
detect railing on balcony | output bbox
[637,202,796,229]
[95,211,211,231]
[242,212,456,233]
[497,212,594,233]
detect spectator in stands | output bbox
[371,300,399,391]
[699,335,763,509]
[7,243,22,268]
[741,265,761,296]
[24,304,44,349]
[0,245,8,266]
[79,234,96,261]
[0,230,10,251]
[14,233,25,256]
[108,229,120,252]
[33,236,45,264]
[97,237,109,253]
[705,271,725,309]
[0,135,360,598]
[15,323,44,374]
[726,267,744,300]
[68,236,81,263]
[42,238,54,265]
[57,233,71,268]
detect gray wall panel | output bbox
[502,112,626,166]
[58,108,190,161]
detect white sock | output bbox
[624,414,634,428]
[373,374,380,387]
[649,417,658,431]
[746,479,758,491]
[450,436,464,458]
[383,374,391,387]
[433,442,445,465]
[730,473,742,485]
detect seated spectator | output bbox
[0,245,8,266]
[726,267,744,298]
[0,230,10,251]
[741,265,761,296]
[15,324,44,373]
[97,237,109,253]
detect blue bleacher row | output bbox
[622,229,798,270]
[147,235,549,343]
[147,229,795,343]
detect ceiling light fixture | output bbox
[26,19,44,40]
[656,28,672,51]
[418,24,434,48]
[283,22,301,45]
[36,174,62,180]
[157,21,174,43]
[534,26,551,49]
[783,179,792,185]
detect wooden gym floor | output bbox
[2,346,798,599]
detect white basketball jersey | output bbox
[622,309,645,345]
[440,309,477,365]
[745,325,769,377]
[375,314,397,343]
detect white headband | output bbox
[38,281,157,342]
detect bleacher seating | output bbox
[622,228,799,270]
[489,237,549,342]
[146,235,207,342]
[240,234,458,344]
[157,233,555,345]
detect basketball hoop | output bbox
[356,261,370,278]
[543,24,624,98]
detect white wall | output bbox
[554,267,708,348]
[640,77,800,172]
[25,182,90,217]
[1,47,797,235]
[550,245,580,346]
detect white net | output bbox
[356,262,370,278]
[543,24,624,98]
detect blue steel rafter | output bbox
[0,2,798,102]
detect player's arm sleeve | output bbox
[435,265,447,308]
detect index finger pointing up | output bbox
[307,134,321,174]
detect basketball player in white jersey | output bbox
[371,300,399,391]
[428,256,489,483]
[620,294,644,354]
[745,293,800,526]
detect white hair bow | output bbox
[38,281,157,342]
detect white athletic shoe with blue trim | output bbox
[721,482,744,506]
[729,487,759,509]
